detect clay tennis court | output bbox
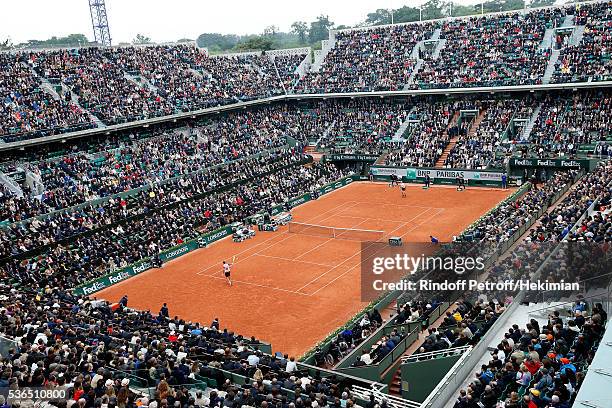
[95,182,514,357]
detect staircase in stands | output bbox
[304,145,324,162]
[433,111,461,167]
[435,109,486,167]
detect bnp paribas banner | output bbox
[372,167,503,181]
[406,168,503,181]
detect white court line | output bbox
[355,202,446,210]
[204,276,311,296]
[254,253,334,268]
[293,207,431,294]
[335,215,409,224]
[307,208,445,297]
[195,200,356,276]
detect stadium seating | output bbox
[527,91,612,157]
[0,2,610,143]
[0,53,95,142]
[0,3,611,406]
[443,98,536,169]
[384,101,458,167]
[413,9,565,89]
[553,1,612,84]
[0,282,365,407]
[295,23,436,93]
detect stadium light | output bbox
[88,0,112,46]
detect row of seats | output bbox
[2,2,610,142]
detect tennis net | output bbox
[287,222,385,242]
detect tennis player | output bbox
[400,182,407,198]
[222,261,232,286]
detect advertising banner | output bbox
[327,154,379,162]
[509,158,589,169]
[372,166,503,182]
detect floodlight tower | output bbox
[88,0,112,46]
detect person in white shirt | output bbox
[360,350,373,365]
[247,352,260,366]
[222,261,232,286]
[285,357,297,372]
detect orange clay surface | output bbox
[95,182,514,358]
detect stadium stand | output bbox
[527,90,612,157]
[552,1,612,84]
[295,23,436,93]
[0,53,95,142]
[412,8,565,89]
[0,2,611,407]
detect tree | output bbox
[234,36,274,51]
[309,15,334,43]
[450,3,479,16]
[529,0,555,7]
[481,0,525,13]
[133,34,152,45]
[176,38,194,43]
[196,33,239,52]
[0,37,13,51]
[365,9,394,26]
[393,6,421,23]
[291,21,308,44]
[19,34,89,49]
[263,25,279,37]
[421,0,450,20]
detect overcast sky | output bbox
[1,0,492,45]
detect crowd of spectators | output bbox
[314,309,384,367]
[2,1,611,142]
[0,148,301,258]
[384,102,456,167]
[104,45,231,112]
[416,299,503,354]
[453,302,605,408]
[22,46,289,129]
[444,99,535,169]
[413,9,564,89]
[0,53,94,142]
[458,170,579,246]
[272,53,308,91]
[0,281,365,408]
[316,100,410,153]
[529,91,611,157]
[0,104,305,226]
[26,47,176,125]
[200,54,284,102]
[527,162,611,243]
[295,23,435,93]
[553,1,612,84]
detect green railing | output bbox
[334,327,420,383]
